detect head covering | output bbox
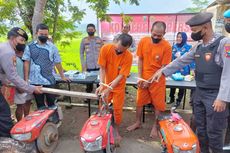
[186,12,213,27]
[224,9,230,18]
[7,27,28,41]
[176,32,187,48]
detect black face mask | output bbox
[38,35,48,43]
[115,49,123,55]
[191,30,204,41]
[225,23,230,33]
[152,37,161,44]
[88,31,95,36]
[15,43,26,52]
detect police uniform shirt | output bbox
[80,36,103,70]
[162,33,230,103]
[0,42,34,93]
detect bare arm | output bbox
[99,66,106,83]
[55,63,65,78]
[24,60,30,82]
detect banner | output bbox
[99,13,196,44]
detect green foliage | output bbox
[0,0,17,36]
[86,0,139,21]
[183,0,209,13]
[121,13,133,25]
[0,0,140,42]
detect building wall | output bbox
[206,1,230,36]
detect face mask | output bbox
[38,35,48,43]
[225,23,230,33]
[115,49,123,55]
[191,30,204,41]
[152,37,161,44]
[87,31,95,36]
[15,43,26,52]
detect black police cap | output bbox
[7,27,28,41]
[186,12,213,27]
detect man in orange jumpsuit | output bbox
[96,33,133,142]
[127,21,172,138]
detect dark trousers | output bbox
[33,84,56,109]
[169,88,185,102]
[194,87,229,153]
[86,68,99,93]
[0,93,13,137]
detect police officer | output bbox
[0,27,42,137]
[151,12,230,153]
[80,24,103,96]
[223,9,230,150]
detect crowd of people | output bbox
[0,10,230,153]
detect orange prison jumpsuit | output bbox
[136,37,172,111]
[98,44,133,125]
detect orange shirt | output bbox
[98,44,133,92]
[136,37,172,79]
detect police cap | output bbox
[7,27,28,41]
[186,12,213,27]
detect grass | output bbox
[57,38,138,73]
[57,39,82,71]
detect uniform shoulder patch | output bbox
[224,44,230,58]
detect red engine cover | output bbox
[80,114,112,149]
[10,109,55,142]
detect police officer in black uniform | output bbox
[152,12,230,153]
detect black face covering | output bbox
[225,23,230,33]
[115,49,123,55]
[15,43,26,52]
[151,37,161,44]
[87,31,95,36]
[38,35,48,43]
[191,30,204,41]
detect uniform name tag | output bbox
[194,54,200,58]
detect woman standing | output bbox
[168,32,192,107]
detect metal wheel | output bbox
[36,122,58,153]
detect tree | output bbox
[180,0,210,13]
[32,0,48,38]
[0,0,139,43]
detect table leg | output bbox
[142,105,145,123]
[88,99,91,117]
[65,82,72,109]
[182,89,187,110]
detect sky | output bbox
[73,0,215,24]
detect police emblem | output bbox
[224,44,230,58]
[205,53,212,62]
[17,29,25,35]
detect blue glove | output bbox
[172,73,184,81]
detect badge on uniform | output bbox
[205,53,212,62]
[224,44,230,58]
